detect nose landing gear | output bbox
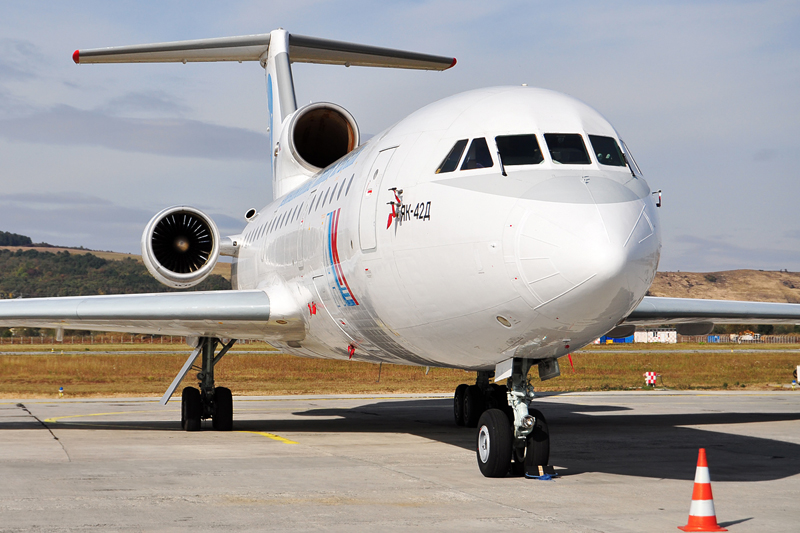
[454,360,552,477]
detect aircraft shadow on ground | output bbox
[4,398,799,482]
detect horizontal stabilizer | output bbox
[74,32,456,71]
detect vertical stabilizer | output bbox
[262,29,298,199]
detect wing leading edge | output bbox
[0,290,304,341]
[625,296,800,325]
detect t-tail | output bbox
[74,29,456,200]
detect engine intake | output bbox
[141,206,220,289]
[288,102,359,171]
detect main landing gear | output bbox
[453,360,551,478]
[179,337,236,432]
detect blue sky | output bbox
[0,1,798,271]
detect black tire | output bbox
[181,386,202,432]
[524,409,550,474]
[489,383,514,422]
[212,387,233,431]
[453,384,468,426]
[476,409,513,478]
[489,383,508,409]
[463,385,484,428]
[511,445,526,477]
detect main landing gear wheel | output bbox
[181,386,202,432]
[453,384,468,427]
[476,409,512,478]
[171,337,238,432]
[463,384,484,428]
[212,386,233,431]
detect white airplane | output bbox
[3,29,800,478]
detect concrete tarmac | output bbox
[1,391,798,532]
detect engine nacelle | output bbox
[288,102,359,172]
[141,206,220,289]
[274,102,360,196]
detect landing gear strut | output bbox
[176,336,236,431]
[453,360,551,477]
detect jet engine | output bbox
[284,102,360,172]
[141,206,221,289]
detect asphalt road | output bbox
[1,391,798,532]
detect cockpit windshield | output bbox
[461,138,494,170]
[495,134,543,165]
[543,134,591,164]
[589,135,626,167]
[435,139,468,174]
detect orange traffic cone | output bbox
[678,448,727,532]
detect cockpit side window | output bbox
[621,140,643,176]
[436,139,468,174]
[461,138,494,170]
[589,135,626,167]
[495,134,544,165]
[543,133,591,165]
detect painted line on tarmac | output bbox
[43,410,168,423]
[238,430,298,444]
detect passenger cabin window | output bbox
[544,134,591,165]
[589,135,626,167]
[495,134,544,165]
[460,138,494,170]
[436,139,468,174]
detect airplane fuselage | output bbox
[234,86,662,371]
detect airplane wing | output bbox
[0,290,304,341]
[73,33,456,70]
[624,296,800,325]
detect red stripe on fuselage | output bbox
[330,209,359,305]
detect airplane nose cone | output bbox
[504,175,660,321]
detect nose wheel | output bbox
[454,360,553,478]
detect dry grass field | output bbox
[2,342,797,398]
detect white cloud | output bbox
[0,105,268,160]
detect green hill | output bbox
[0,248,229,299]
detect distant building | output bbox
[634,328,677,344]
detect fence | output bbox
[677,334,800,344]
[0,335,266,345]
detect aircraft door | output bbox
[358,147,397,251]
